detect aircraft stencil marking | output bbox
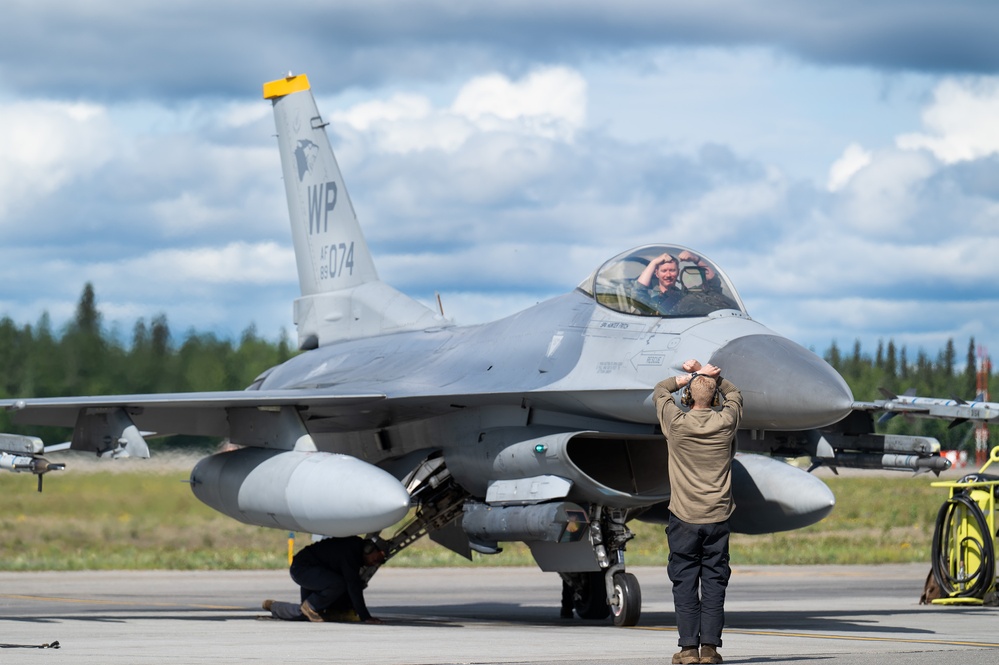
[307,180,338,234]
[545,333,565,358]
[294,139,318,180]
[319,242,354,280]
[632,352,666,368]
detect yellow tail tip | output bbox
[263,73,311,100]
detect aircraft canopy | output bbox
[578,245,746,318]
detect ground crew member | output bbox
[654,359,743,665]
[263,535,386,624]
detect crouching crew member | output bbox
[264,535,386,624]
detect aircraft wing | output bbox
[1,385,641,441]
[852,394,999,427]
[2,390,386,439]
[747,391,999,475]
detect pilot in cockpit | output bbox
[634,250,737,316]
[636,252,685,313]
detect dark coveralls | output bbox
[269,536,373,621]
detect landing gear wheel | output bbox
[610,572,641,627]
[573,571,610,620]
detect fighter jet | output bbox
[0,74,952,626]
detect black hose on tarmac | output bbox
[930,490,996,599]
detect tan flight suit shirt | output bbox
[653,376,743,524]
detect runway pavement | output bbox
[1,564,997,664]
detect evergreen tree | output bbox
[825,340,841,368]
[850,339,863,376]
[965,338,977,397]
[940,338,956,380]
[0,317,24,397]
[62,283,109,394]
[885,340,897,384]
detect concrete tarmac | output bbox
[1,564,997,664]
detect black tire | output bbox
[610,572,642,627]
[573,571,610,620]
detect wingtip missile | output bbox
[858,391,999,426]
[1,433,66,492]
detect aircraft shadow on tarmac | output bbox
[7,602,984,637]
[6,608,250,625]
[366,603,976,638]
[655,608,973,637]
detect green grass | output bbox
[0,465,947,570]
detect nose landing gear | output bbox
[559,506,643,626]
[609,570,642,627]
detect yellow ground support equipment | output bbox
[929,446,999,605]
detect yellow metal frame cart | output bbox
[929,446,999,605]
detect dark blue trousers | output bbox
[666,513,731,649]
[291,562,352,613]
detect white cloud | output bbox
[0,100,115,219]
[668,169,788,243]
[330,67,588,155]
[827,143,872,192]
[896,77,999,163]
[335,102,474,154]
[832,147,938,236]
[220,100,271,129]
[452,66,587,141]
[333,94,434,131]
[140,142,280,237]
[108,241,296,285]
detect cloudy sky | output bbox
[2,0,998,373]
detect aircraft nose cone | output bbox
[710,334,853,430]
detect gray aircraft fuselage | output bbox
[258,288,853,442]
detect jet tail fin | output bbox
[264,74,444,349]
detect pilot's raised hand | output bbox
[677,250,717,280]
[677,250,698,263]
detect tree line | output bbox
[0,284,293,448]
[824,337,992,452]
[1,284,992,453]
